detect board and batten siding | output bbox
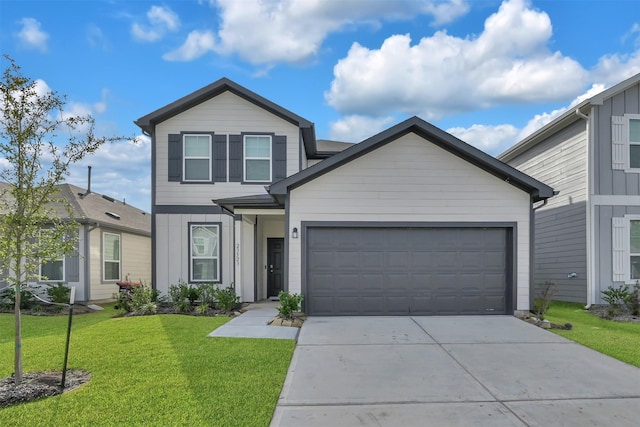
[287,133,532,311]
[505,120,588,303]
[155,91,301,206]
[154,213,234,296]
[594,82,640,195]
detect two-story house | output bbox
[136,78,553,316]
[499,72,640,306]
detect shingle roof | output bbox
[0,182,150,236]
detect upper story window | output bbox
[184,134,211,181]
[244,135,272,182]
[612,114,640,171]
[629,118,640,168]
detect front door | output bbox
[267,238,284,297]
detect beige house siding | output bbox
[155,91,301,206]
[288,133,532,310]
[122,233,152,284]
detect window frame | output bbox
[628,115,640,170]
[188,223,221,283]
[38,230,65,283]
[183,133,212,182]
[243,134,272,183]
[103,232,121,282]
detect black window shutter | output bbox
[273,135,287,181]
[65,230,80,282]
[213,134,227,182]
[168,134,182,182]
[229,134,243,182]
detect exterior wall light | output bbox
[292,227,299,239]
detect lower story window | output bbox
[631,220,640,280]
[40,258,64,282]
[190,224,220,282]
[103,232,121,281]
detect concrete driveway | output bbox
[271,316,640,426]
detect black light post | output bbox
[60,286,75,389]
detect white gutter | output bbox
[575,107,595,309]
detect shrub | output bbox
[212,285,239,312]
[3,287,35,310]
[114,283,157,314]
[46,282,71,304]
[533,281,557,320]
[601,285,631,307]
[625,282,640,316]
[175,299,192,313]
[195,303,210,315]
[169,280,190,303]
[196,283,217,306]
[277,291,303,320]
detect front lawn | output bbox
[0,306,295,426]
[545,301,640,368]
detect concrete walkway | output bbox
[207,300,300,340]
[271,316,640,426]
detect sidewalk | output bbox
[208,300,300,340]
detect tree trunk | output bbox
[14,284,22,384]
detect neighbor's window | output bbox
[630,118,640,169]
[190,224,219,282]
[103,232,121,281]
[39,230,64,282]
[184,134,211,181]
[244,135,271,182]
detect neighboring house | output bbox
[499,72,640,306]
[136,78,553,316]
[0,181,151,302]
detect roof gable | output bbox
[500,72,640,162]
[134,77,321,157]
[269,116,554,202]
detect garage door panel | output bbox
[386,251,410,268]
[306,226,510,316]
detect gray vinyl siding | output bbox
[594,83,640,195]
[505,120,588,303]
[595,205,640,304]
[65,236,80,283]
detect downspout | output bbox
[575,107,594,309]
[84,222,99,301]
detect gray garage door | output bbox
[305,226,511,316]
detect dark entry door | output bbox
[267,238,284,297]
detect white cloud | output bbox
[131,5,180,42]
[163,30,216,61]
[16,17,49,52]
[447,124,519,154]
[193,0,470,65]
[68,135,152,211]
[329,115,395,142]
[325,0,587,120]
[86,24,109,50]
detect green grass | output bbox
[545,301,640,368]
[0,305,295,426]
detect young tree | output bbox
[0,55,129,384]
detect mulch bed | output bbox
[0,370,91,408]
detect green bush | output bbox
[212,285,239,312]
[169,280,190,303]
[3,287,35,310]
[602,285,631,307]
[114,283,157,314]
[46,282,71,304]
[277,291,303,319]
[626,282,640,316]
[196,283,217,306]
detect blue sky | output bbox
[1,0,639,212]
